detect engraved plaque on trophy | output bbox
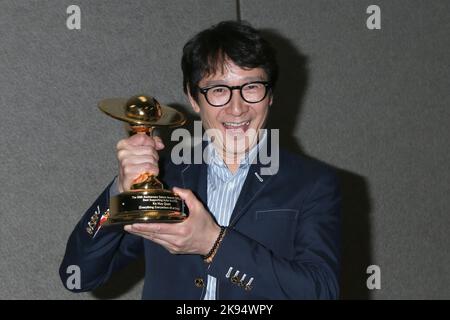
[98,94,187,226]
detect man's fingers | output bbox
[121,155,159,166]
[128,133,157,147]
[129,223,173,235]
[124,226,181,253]
[123,163,159,177]
[117,146,160,158]
[117,133,157,150]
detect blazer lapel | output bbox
[228,130,277,226]
[228,162,274,227]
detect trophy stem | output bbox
[128,126,164,191]
[130,125,154,136]
[130,173,164,190]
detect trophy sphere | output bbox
[98,94,186,127]
[125,95,162,122]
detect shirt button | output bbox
[194,278,205,288]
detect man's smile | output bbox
[222,120,251,132]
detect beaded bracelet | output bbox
[202,226,227,263]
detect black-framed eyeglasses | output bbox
[198,81,271,107]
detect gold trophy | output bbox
[98,94,187,226]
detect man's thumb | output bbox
[153,136,165,150]
[173,187,196,211]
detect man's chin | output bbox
[207,126,260,155]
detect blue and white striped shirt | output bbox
[203,132,266,300]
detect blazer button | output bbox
[194,278,205,288]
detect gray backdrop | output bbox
[0,0,448,299]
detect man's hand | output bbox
[116,133,165,192]
[124,187,221,256]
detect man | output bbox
[60,21,341,299]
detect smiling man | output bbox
[60,21,341,299]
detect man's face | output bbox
[188,60,272,158]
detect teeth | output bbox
[223,121,250,127]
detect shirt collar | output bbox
[205,130,268,170]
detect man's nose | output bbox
[226,90,248,116]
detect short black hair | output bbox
[181,20,278,101]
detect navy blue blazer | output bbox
[60,145,341,299]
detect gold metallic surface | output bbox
[107,189,186,225]
[98,94,185,127]
[130,172,164,190]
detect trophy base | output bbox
[105,210,187,225]
[103,189,188,227]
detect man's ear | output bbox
[186,86,201,113]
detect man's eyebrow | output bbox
[202,76,267,87]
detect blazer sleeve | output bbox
[208,168,341,299]
[59,179,143,292]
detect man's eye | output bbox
[211,87,226,94]
[244,84,262,91]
